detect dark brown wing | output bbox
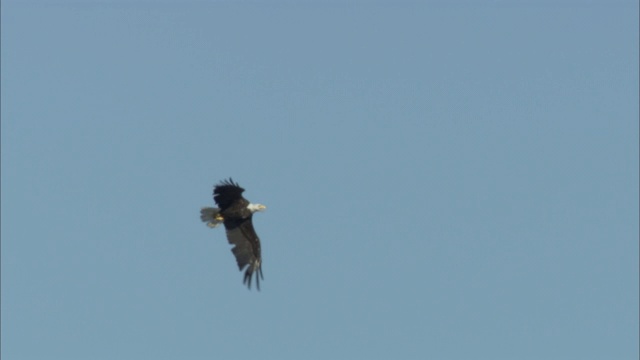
[223,216,264,290]
[213,178,245,211]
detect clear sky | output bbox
[2,1,638,359]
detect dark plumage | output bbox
[200,178,266,290]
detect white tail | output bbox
[200,207,223,228]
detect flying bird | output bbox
[200,178,266,290]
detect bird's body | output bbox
[200,179,266,290]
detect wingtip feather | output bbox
[242,264,263,291]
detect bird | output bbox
[200,178,267,290]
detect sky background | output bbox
[2,1,638,359]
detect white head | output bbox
[247,203,267,213]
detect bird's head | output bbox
[247,203,267,213]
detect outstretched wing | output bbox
[224,216,264,290]
[214,178,245,211]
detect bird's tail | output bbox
[200,207,223,228]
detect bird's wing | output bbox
[213,179,245,210]
[224,217,264,290]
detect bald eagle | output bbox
[200,178,266,290]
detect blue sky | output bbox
[2,1,638,359]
